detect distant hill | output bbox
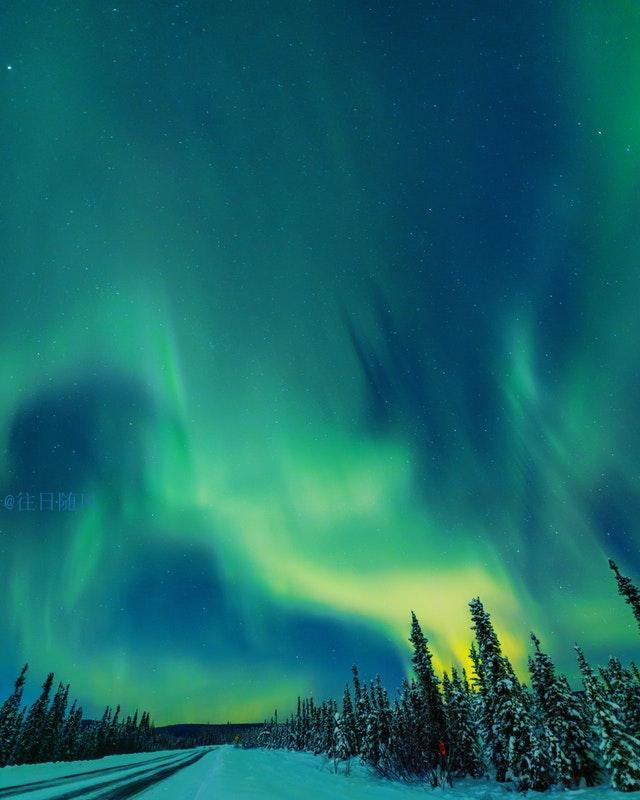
[157,722,264,745]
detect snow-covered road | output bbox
[0,749,211,799]
[0,746,629,800]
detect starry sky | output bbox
[0,1,639,724]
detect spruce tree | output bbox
[57,701,83,761]
[351,665,364,753]
[528,633,599,787]
[372,675,392,762]
[443,667,485,777]
[506,682,551,791]
[380,678,431,780]
[358,683,372,754]
[409,612,445,767]
[341,685,357,757]
[12,672,54,765]
[39,682,69,762]
[9,707,26,763]
[361,676,391,768]
[0,664,27,766]
[600,657,640,738]
[469,597,512,781]
[577,646,640,791]
[609,560,640,631]
[95,707,112,758]
[334,711,351,769]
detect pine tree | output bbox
[506,682,551,791]
[351,665,364,753]
[57,702,83,761]
[577,646,640,791]
[528,633,599,787]
[0,664,27,767]
[39,682,69,763]
[95,707,112,758]
[469,598,512,781]
[409,612,445,767]
[9,707,26,763]
[600,657,640,738]
[357,683,372,757]
[107,705,121,756]
[334,711,351,771]
[443,667,485,777]
[341,685,357,757]
[372,675,392,762]
[361,677,391,768]
[12,672,54,765]
[609,560,640,632]
[378,678,432,781]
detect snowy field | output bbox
[0,745,636,799]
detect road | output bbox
[0,745,443,799]
[0,748,214,800]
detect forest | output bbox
[256,560,640,793]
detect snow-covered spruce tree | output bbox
[12,672,54,765]
[76,716,94,759]
[462,667,488,773]
[299,698,307,750]
[379,698,404,779]
[0,664,27,766]
[356,679,372,758]
[94,706,112,758]
[10,707,26,761]
[577,645,640,791]
[361,676,392,769]
[57,701,83,761]
[529,633,599,787]
[293,697,303,751]
[469,598,512,781]
[443,667,485,777]
[377,677,430,781]
[351,665,365,754]
[610,560,640,632]
[39,682,69,763]
[129,711,140,753]
[304,698,313,751]
[442,671,461,773]
[334,712,352,772]
[505,679,552,792]
[106,705,121,757]
[324,699,338,758]
[600,657,640,739]
[310,702,323,755]
[409,612,446,770]
[341,685,358,757]
[372,676,392,763]
[469,599,548,790]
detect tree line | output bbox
[0,668,182,766]
[256,559,640,792]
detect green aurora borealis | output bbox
[1,1,639,723]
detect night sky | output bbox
[1,1,639,724]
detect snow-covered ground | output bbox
[148,747,637,800]
[0,745,636,799]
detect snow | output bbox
[0,748,181,788]
[155,747,638,800]
[0,748,197,798]
[0,746,638,799]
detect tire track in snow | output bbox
[0,751,186,797]
[2,750,210,800]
